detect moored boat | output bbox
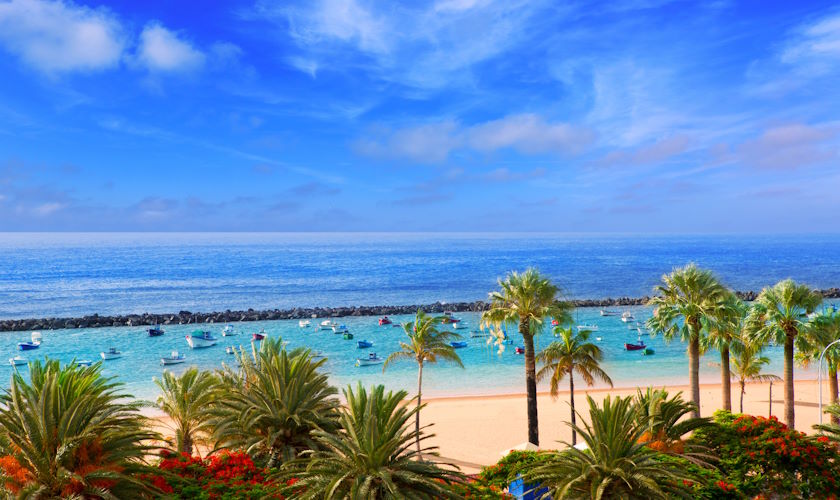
[577,324,599,331]
[252,330,266,341]
[621,312,635,323]
[148,325,165,337]
[356,352,384,366]
[600,309,619,316]
[642,347,655,355]
[299,319,311,328]
[624,341,646,351]
[332,324,349,334]
[100,347,122,360]
[514,346,525,354]
[76,360,94,367]
[186,330,218,349]
[378,316,392,325]
[221,325,238,336]
[450,341,468,349]
[9,355,27,367]
[319,320,335,330]
[343,332,354,340]
[357,340,374,349]
[161,351,186,365]
[18,332,42,351]
[225,346,236,355]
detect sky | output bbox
[0,0,839,232]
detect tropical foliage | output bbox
[703,293,746,411]
[647,263,729,417]
[526,395,701,499]
[632,388,713,466]
[383,309,464,454]
[745,279,822,428]
[730,339,780,413]
[211,339,339,466]
[0,359,158,498]
[537,326,612,445]
[155,366,218,455]
[481,268,571,445]
[800,308,840,419]
[281,384,463,499]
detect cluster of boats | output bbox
[9,331,126,367]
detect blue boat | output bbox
[357,340,374,349]
[18,332,42,351]
[148,325,165,337]
[450,341,468,349]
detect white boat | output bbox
[225,346,236,355]
[356,352,384,367]
[221,325,238,336]
[577,324,599,331]
[332,324,349,334]
[621,312,635,323]
[186,330,218,349]
[596,337,602,342]
[18,331,42,351]
[299,319,311,328]
[9,355,27,367]
[600,310,619,316]
[100,348,122,360]
[319,320,335,330]
[161,351,186,365]
[452,322,468,330]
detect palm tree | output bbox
[730,338,780,414]
[0,360,159,498]
[703,293,746,412]
[745,279,822,428]
[281,384,462,499]
[536,327,612,445]
[383,309,464,455]
[799,308,840,422]
[154,366,218,456]
[526,395,699,499]
[211,339,339,466]
[481,268,571,446]
[815,402,840,443]
[632,388,713,466]
[647,264,729,417]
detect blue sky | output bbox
[0,0,839,231]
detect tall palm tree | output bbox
[383,309,464,455]
[799,308,840,421]
[281,384,462,499]
[647,264,729,417]
[703,293,746,412]
[536,327,612,445]
[211,339,339,466]
[526,395,699,499]
[745,279,822,428]
[0,360,159,498]
[154,366,218,456]
[730,339,780,413]
[481,268,571,446]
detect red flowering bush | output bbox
[0,455,32,494]
[691,411,840,498]
[149,450,294,499]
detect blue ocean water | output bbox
[1,232,838,398]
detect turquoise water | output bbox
[3,304,832,400]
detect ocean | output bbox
[1,232,838,399]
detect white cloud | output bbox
[354,114,593,163]
[0,0,125,73]
[734,123,839,170]
[136,22,205,72]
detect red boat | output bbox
[514,346,525,354]
[378,316,392,326]
[252,331,266,341]
[624,342,645,351]
[551,319,559,326]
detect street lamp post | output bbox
[818,338,840,426]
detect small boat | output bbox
[642,348,656,355]
[221,325,238,336]
[577,324,599,331]
[148,325,165,337]
[76,360,94,367]
[551,319,559,326]
[356,352,384,367]
[252,331,266,341]
[621,312,635,323]
[225,346,236,355]
[186,331,218,349]
[450,341,468,349]
[452,322,467,330]
[378,316,392,326]
[161,351,186,365]
[357,340,374,349]
[514,346,525,354]
[343,332,354,340]
[9,355,27,367]
[332,324,349,334]
[596,337,602,342]
[100,348,122,360]
[600,310,619,316]
[625,342,646,351]
[470,330,489,338]
[18,332,42,351]
[319,320,335,330]
[299,319,311,328]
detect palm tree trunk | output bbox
[688,333,701,418]
[569,371,576,446]
[784,333,795,429]
[769,381,773,417]
[739,380,745,413]
[522,320,539,446]
[720,344,731,412]
[830,366,839,425]
[416,361,423,457]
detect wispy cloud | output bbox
[135,22,205,73]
